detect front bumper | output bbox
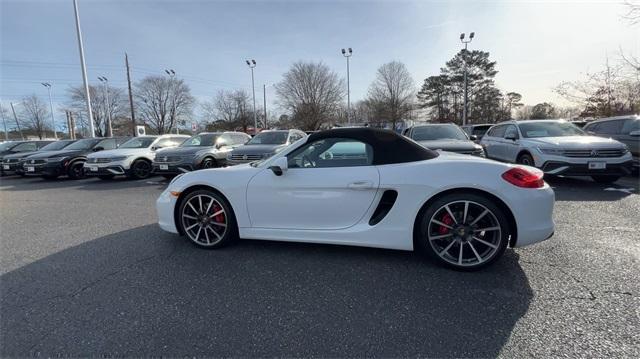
[83,160,132,176]
[1,162,25,175]
[152,162,196,175]
[540,160,633,176]
[156,188,179,233]
[23,162,64,177]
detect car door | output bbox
[482,125,506,160]
[502,125,521,163]
[246,137,380,230]
[618,119,640,158]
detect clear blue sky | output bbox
[1,0,638,128]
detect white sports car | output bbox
[157,128,555,270]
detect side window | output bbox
[594,120,623,135]
[102,139,117,150]
[116,137,130,146]
[154,138,173,148]
[621,119,640,134]
[504,125,519,139]
[169,137,187,146]
[287,138,373,168]
[488,125,506,138]
[12,142,37,152]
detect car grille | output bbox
[155,155,183,163]
[563,149,625,158]
[2,158,20,164]
[26,159,46,165]
[87,158,112,163]
[230,153,262,161]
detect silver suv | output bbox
[480,119,633,184]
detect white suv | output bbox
[480,119,633,184]
[84,134,189,179]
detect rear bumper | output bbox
[541,160,633,176]
[508,184,555,248]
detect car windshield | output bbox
[181,134,219,147]
[120,137,156,149]
[65,139,99,150]
[519,121,585,138]
[411,126,468,141]
[248,131,288,145]
[41,141,74,151]
[0,142,19,151]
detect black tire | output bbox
[128,159,152,180]
[98,175,115,180]
[591,175,621,184]
[200,157,216,169]
[416,192,510,271]
[517,153,535,166]
[67,161,86,180]
[162,174,176,180]
[177,189,238,249]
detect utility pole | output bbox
[98,76,113,136]
[460,32,474,126]
[9,102,24,140]
[73,0,95,137]
[0,101,8,140]
[341,48,353,124]
[263,84,267,129]
[164,69,178,134]
[125,53,136,136]
[41,83,58,139]
[246,59,257,133]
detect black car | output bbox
[1,140,76,176]
[0,140,53,163]
[461,124,493,143]
[405,124,485,156]
[584,115,640,172]
[226,129,307,165]
[153,131,250,177]
[24,137,129,179]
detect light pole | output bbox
[73,0,95,137]
[460,32,474,126]
[341,48,353,124]
[246,59,257,133]
[41,83,58,139]
[0,101,8,140]
[164,69,179,134]
[98,77,113,137]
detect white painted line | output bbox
[604,187,636,194]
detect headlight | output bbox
[621,146,629,155]
[46,156,67,162]
[109,156,129,162]
[537,147,564,156]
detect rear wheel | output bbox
[517,153,535,166]
[417,193,510,271]
[128,160,152,180]
[200,157,216,169]
[178,189,238,248]
[67,161,86,179]
[591,175,621,184]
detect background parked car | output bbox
[583,115,639,173]
[24,137,129,180]
[153,132,250,177]
[84,135,188,180]
[2,140,75,176]
[461,124,493,143]
[227,129,307,165]
[405,123,485,156]
[0,140,53,164]
[480,119,633,183]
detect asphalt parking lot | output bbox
[1,174,638,357]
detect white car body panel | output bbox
[156,150,555,251]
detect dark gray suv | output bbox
[584,115,639,173]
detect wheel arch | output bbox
[516,149,533,161]
[172,184,237,236]
[412,187,518,248]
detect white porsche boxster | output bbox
[157,128,554,270]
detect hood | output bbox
[27,149,86,159]
[416,139,480,151]
[156,146,208,156]
[525,135,625,149]
[87,148,150,158]
[2,151,40,160]
[231,144,285,155]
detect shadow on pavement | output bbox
[1,224,533,357]
[546,175,638,201]
[0,175,168,192]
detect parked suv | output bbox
[481,119,633,183]
[2,140,75,176]
[84,135,188,180]
[226,129,306,165]
[405,123,485,156]
[0,140,53,163]
[461,124,493,143]
[583,115,639,173]
[153,131,250,177]
[24,137,129,179]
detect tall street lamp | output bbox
[73,0,95,137]
[41,82,58,139]
[98,76,113,137]
[341,48,353,124]
[164,69,179,134]
[460,32,474,126]
[246,59,257,133]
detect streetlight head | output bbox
[251,59,256,65]
[470,32,475,39]
[348,48,352,54]
[246,60,251,66]
[341,48,345,54]
[460,33,465,40]
[170,70,175,75]
[165,70,171,75]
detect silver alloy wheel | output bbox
[427,200,502,267]
[181,194,228,246]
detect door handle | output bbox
[347,181,374,190]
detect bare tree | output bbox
[20,95,51,139]
[134,76,195,134]
[367,61,415,130]
[67,85,125,137]
[275,61,344,130]
[622,0,640,25]
[202,89,253,131]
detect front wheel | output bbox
[128,160,152,180]
[591,175,621,184]
[177,190,238,248]
[417,193,510,271]
[200,158,216,169]
[517,153,535,166]
[67,161,86,179]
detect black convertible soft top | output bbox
[307,127,439,165]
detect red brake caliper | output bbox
[212,204,225,223]
[438,213,454,235]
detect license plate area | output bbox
[159,164,169,170]
[588,162,606,170]
[26,166,34,172]
[2,165,9,170]
[89,166,98,172]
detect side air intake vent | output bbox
[369,190,398,226]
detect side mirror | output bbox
[268,157,288,176]
[630,130,640,137]
[216,142,227,149]
[469,134,478,141]
[93,146,104,152]
[151,145,162,151]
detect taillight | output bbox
[501,167,544,188]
